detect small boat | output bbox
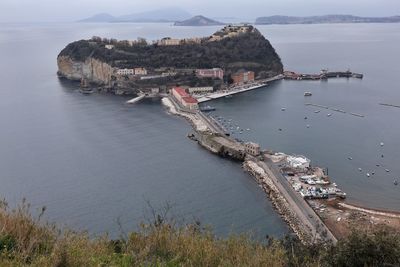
[306,124,310,128]
[304,117,308,120]
[278,128,282,131]
[314,110,320,113]
[200,105,216,112]
[246,128,250,131]
[376,164,380,167]
[385,169,390,172]
[225,95,233,98]
[348,157,353,160]
[281,107,286,111]
[371,171,375,175]
[381,154,384,158]
[327,113,332,117]
[366,173,370,177]
[304,92,312,96]
[394,180,398,186]
[79,88,94,94]
[358,168,362,172]
[380,142,384,147]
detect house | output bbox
[286,155,310,170]
[196,68,224,80]
[244,142,260,156]
[171,87,198,110]
[116,68,134,75]
[158,37,181,46]
[231,71,255,84]
[134,68,147,75]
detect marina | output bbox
[305,103,365,117]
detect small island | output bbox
[57,25,283,95]
[174,15,224,26]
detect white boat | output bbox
[306,124,310,128]
[385,169,390,172]
[366,173,370,177]
[246,128,250,131]
[327,113,332,117]
[348,157,353,160]
[358,168,362,171]
[380,142,384,147]
[314,110,320,113]
[281,107,286,111]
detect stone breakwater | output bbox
[243,160,312,243]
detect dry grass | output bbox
[0,199,399,267]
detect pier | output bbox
[284,69,363,80]
[163,95,338,244]
[196,75,283,103]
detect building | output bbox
[196,68,224,80]
[134,67,147,75]
[158,37,181,46]
[231,71,255,84]
[116,68,134,75]
[286,155,310,170]
[105,44,114,50]
[171,87,198,110]
[244,142,261,156]
[188,86,214,95]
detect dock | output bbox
[196,75,283,103]
[284,70,363,80]
[126,94,145,104]
[380,103,400,109]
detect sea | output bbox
[0,22,398,238]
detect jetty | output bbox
[284,69,363,80]
[380,103,400,109]
[196,75,283,103]
[162,94,338,244]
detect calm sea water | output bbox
[210,23,400,211]
[0,23,288,238]
[0,23,398,239]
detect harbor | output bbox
[196,75,284,103]
[284,69,363,80]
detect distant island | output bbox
[79,7,191,23]
[57,25,283,95]
[255,15,400,25]
[174,15,224,26]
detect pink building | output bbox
[171,87,198,110]
[196,68,224,80]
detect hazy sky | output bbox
[1,0,400,22]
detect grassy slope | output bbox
[0,200,399,267]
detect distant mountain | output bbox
[79,13,116,23]
[255,15,400,25]
[174,15,224,26]
[79,7,191,23]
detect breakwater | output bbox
[243,161,312,243]
[284,70,363,80]
[162,95,337,244]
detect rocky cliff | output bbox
[57,56,114,86]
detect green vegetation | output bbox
[58,30,283,78]
[1,199,400,266]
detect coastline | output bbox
[162,91,400,243]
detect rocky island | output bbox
[174,15,224,26]
[57,25,283,95]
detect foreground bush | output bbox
[0,199,399,266]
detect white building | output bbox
[188,87,214,95]
[286,155,310,170]
[105,44,114,50]
[244,142,261,156]
[116,68,134,75]
[134,67,147,75]
[158,37,181,46]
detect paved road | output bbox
[258,159,337,244]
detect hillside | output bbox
[255,15,400,25]
[174,15,224,26]
[0,200,399,266]
[57,25,283,93]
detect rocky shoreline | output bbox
[243,161,312,243]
